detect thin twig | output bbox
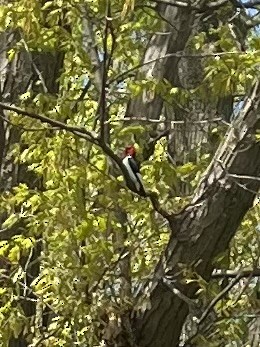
[0,111,60,131]
[198,271,242,326]
[1,272,57,314]
[227,173,260,182]
[34,326,63,347]
[150,0,260,10]
[212,268,260,279]
[149,0,228,10]
[20,36,48,93]
[99,0,110,143]
[109,50,260,84]
[107,117,223,124]
[0,102,99,143]
[233,271,254,306]
[0,103,171,218]
[23,245,34,297]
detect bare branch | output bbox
[183,269,249,346]
[198,271,242,326]
[231,0,260,9]
[227,173,260,182]
[149,0,192,9]
[20,35,48,94]
[99,0,111,143]
[150,0,260,10]
[142,129,170,161]
[148,191,172,219]
[71,79,92,113]
[135,82,260,346]
[0,103,176,219]
[0,111,60,132]
[109,50,260,84]
[212,268,260,279]
[81,5,103,91]
[0,102,99,143]
[108,117,223,124]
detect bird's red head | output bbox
[124,145,136,157]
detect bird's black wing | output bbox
[128,157,140,173]
[128,157,146,196]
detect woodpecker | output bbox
[122,145,146,196]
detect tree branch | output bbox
[152,0,229,10]
[20,35,48,94]
[99,0,111,143]
[227,173,260,182]
[150,0,260,10]
[109,117,223,124]
[109,50,260,84]
[81,4,103,91]
[0,102,170,218]
[183,270,245,346]
[143,129,170,161]
[212,268,260,279]
[133,82,260,346]
[198,271,243,326]
[231,0,260,9]
[0,102,99,143]
[0,111,60,132]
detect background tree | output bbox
[0,0,259,346]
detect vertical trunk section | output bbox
[127,4,195,120]
[132,84,260,346]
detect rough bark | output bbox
[132,83,260,347]
[126,3,195,120]
[1,2,259,346]
[127,1,244,168]
[122,3,259,344]
[248,316,260,347]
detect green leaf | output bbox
[8,245,20,262]
[119,125,145,136]
[2,214,19,229]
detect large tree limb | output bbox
[132,82,260,347]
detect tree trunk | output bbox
[126,1,236,191]
[131,83,260,347]
[126,4,195,120]
[1,2,259,346]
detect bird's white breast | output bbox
[122,156,140,190]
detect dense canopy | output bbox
[0,0,260,346]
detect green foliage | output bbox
[0,0,259,346]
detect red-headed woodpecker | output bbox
[122,145,146,196]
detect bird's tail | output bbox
[136,173,146,197]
